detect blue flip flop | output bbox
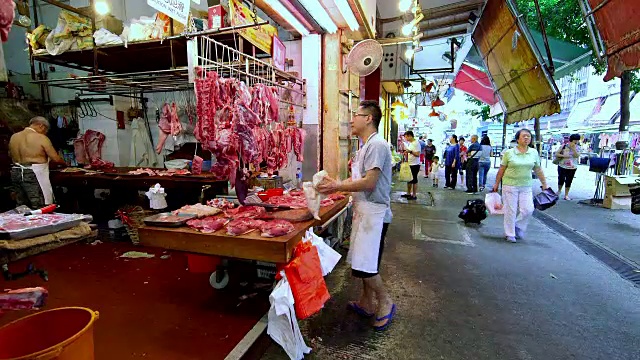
[347,301,374,318]
[373,304,397,331]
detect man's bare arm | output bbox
[41,136,65,164]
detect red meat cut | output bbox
[226,218,265,236]
[187,217,229,233]
[224,206,266,219]
[328,193,346,201]
[260,220,295,238]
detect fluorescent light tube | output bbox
[298,0,338,33]
[264,0,311,36]
[334,0,359,31]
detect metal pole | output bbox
[89,0,98,75]
[577,0,603,61]
[532,0,555,75]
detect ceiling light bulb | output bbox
[401,23,414,36]
[94,0,109,16]
[405,48,414,59]
[399,0,413,12]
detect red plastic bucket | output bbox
[187,254,220,273]
[0,307,99,360]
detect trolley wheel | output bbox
[209,270,229,289]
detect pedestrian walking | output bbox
[430,155,441,187]
[444,135,460,189]
[492,129,549,243]
[423,139,436,178]
[458,137,468,186]
[465,135,481,194]
[555,134,581,200]
[317,100,396,331]
[418,136,426,165]
[478,135,493,191]
[401,131,421,200]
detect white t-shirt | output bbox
[406,140,421,165]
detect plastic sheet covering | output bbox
[586,0,640,80]
[472,0,560,124]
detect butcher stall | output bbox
[138,192,350,288]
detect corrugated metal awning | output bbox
[472,0,561,124]
[587,0,640,81]
[452,63,499,105]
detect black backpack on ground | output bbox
[459,199,488,224]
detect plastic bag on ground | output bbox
[304,228,341,276]
[267,274,312,360]
[485,192,504,215]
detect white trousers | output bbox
[502,185,534,237]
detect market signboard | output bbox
[228,0,277,54]
[147,0,190,25]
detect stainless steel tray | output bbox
[0,213,93,240]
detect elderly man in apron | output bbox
[318,100,396,331]
[9,117,65,209]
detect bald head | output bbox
[30,116,50,128]
[29,116,50,135]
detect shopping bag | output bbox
[485,192,504,215]
[304,228,341,276]
[398,162,412,182]
[533,188,559,211]
[285,241,330,320]
[267,275,312,360]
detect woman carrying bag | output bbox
[554,134,581,200]
[492,129,549,243]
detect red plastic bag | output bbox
[284,242,330,320]
[192,155,203,175]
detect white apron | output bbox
[14,163,54,206]
[348,135,388,274]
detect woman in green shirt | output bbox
[492,129,549,243]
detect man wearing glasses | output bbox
[317,100,396,331]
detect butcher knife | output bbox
[23,204,58,216]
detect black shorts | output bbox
[408,165,420,184]
[352,223,390,278]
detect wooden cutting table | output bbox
[138,198,350,264]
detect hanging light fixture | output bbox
[264,0,311,36]
[94,0,110,16]
[334,0,359,31]
[399,0,413,12]
[432,97,445,107]
[298,0,338,33]
[404,47,414,60]
[392,99,407,108]
[429,108,439,117]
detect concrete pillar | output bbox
[322,33,342,178]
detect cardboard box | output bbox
[208,5,227,30]
[605,175,640,197]
[603,195,632,210]
[78,8,124,35]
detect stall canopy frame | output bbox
[472,0,561,125]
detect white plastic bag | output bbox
[303,170,329,220]
[485,192,504,215]
[267,274,312,360]
[304,228,341,276]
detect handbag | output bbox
[533,188,559,211]
[552,145,565,165]
[398,162,412,182]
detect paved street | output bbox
[261,172,640,360]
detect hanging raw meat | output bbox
[170,102,182,136]
[155,104,172,154]
[0,0,15,43]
